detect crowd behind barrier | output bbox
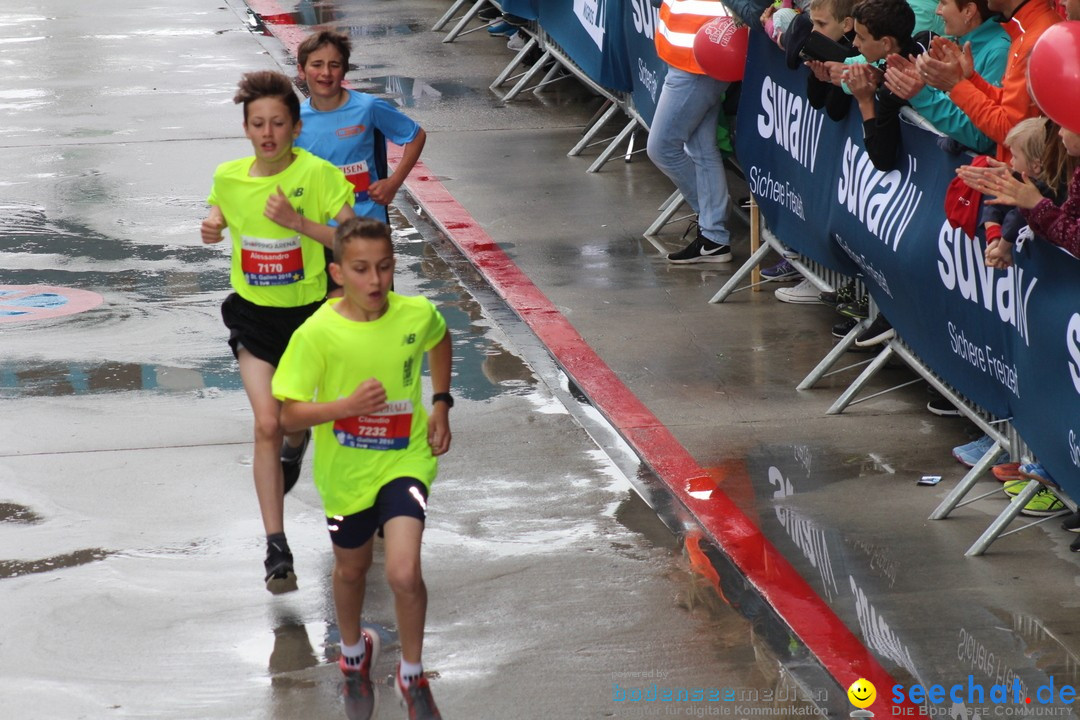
[456,2,1080,535]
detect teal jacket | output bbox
[908,19,1010,154]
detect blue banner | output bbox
[735,32,860,275]
[501,0,539,20]
[622,0,667,127]
[735,29,1080,494]
[538,0,633,92]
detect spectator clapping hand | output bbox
[845,62,882,102]
[956,158,1045,210]
[916,37,973,92]
[883,54,924,100]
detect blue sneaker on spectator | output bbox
[952,435,1010,468]
[760,259,800,281]
[488,21,516,36]
[1019,462,1056,487]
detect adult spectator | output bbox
[884,0,1009,155]
[915,0,1059,162]
[650,0,770,264]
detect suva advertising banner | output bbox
[736,29,1080,494]
[622,0,667,127]
[539,0,633,92]
[735,32,859,275]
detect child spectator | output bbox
[883,0,1009,156]
[283,30,427,492]
[273,217,451,718]
[788,0,859,121]
[844,0,922,171]
[961,122,1080,259]
[977,118,1054,269]
[201,71,356,593]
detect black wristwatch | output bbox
[432,392,454,408]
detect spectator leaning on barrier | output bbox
[650,0,770,265]
[915,0,1060,163]
[799,0,859,121]
[883,0,1009,156]
[844,0,922,171]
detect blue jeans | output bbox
[646,66,731,246]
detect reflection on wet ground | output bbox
[0,204,534,401]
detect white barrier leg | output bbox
[490,35,538,90]
[965,480,1042,556]
[503,49,552,100]
[928,443,1006,520]
[587,119,637,173]
[568,101,619,157]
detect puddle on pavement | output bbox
[0,202,535,403]
[0,547,112,580]
[0,503,41,524]
[351,76,478,110]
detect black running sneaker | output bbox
[264,540,297,594]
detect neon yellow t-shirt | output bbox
[207,148,353,307]
[271,294,448,517]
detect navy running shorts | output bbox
[326,477,429,549]
[220,292,323,367]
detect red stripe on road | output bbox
[244,5,912,713]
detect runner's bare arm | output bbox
[263,189,356,249]
[280,378,388,433]
[369,128,427,206]
[427,330,452,456]
[201,206,226,244]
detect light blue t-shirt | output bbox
[298,90,421,221]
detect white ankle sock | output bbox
[399,659,423,686]
[341,638,366,666]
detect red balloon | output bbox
[693,16,749,82]
[1028,21,1080,134]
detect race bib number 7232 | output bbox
[334,400,413,450]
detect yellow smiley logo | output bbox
[847,678,877,709]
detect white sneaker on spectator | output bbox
[774,279,821,304]
[507,31,527,51]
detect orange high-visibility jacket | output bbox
[655,0,732,74]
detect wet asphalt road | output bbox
[0,2,802,718]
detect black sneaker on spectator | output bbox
[854,315,895,347]
[836,294,869,319]
[819,280,855,307]
[503,12,530,26]
[926,396,961,417]
[1061,511,1080,533]
[667,232,732,264]
[760,259,801,281]
[832,317,858,339]
[477,5,501,20]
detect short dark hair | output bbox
[333,217,393,263]
[233,71,300,124]
[851,0,915,42]
[297,30,352,69]
[952,0,995,23]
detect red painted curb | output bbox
[241,3,912,713]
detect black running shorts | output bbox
[326,477,429,549]
[220,292,323,367]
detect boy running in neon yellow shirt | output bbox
[202,71,355,594]
[272,217,451,719]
